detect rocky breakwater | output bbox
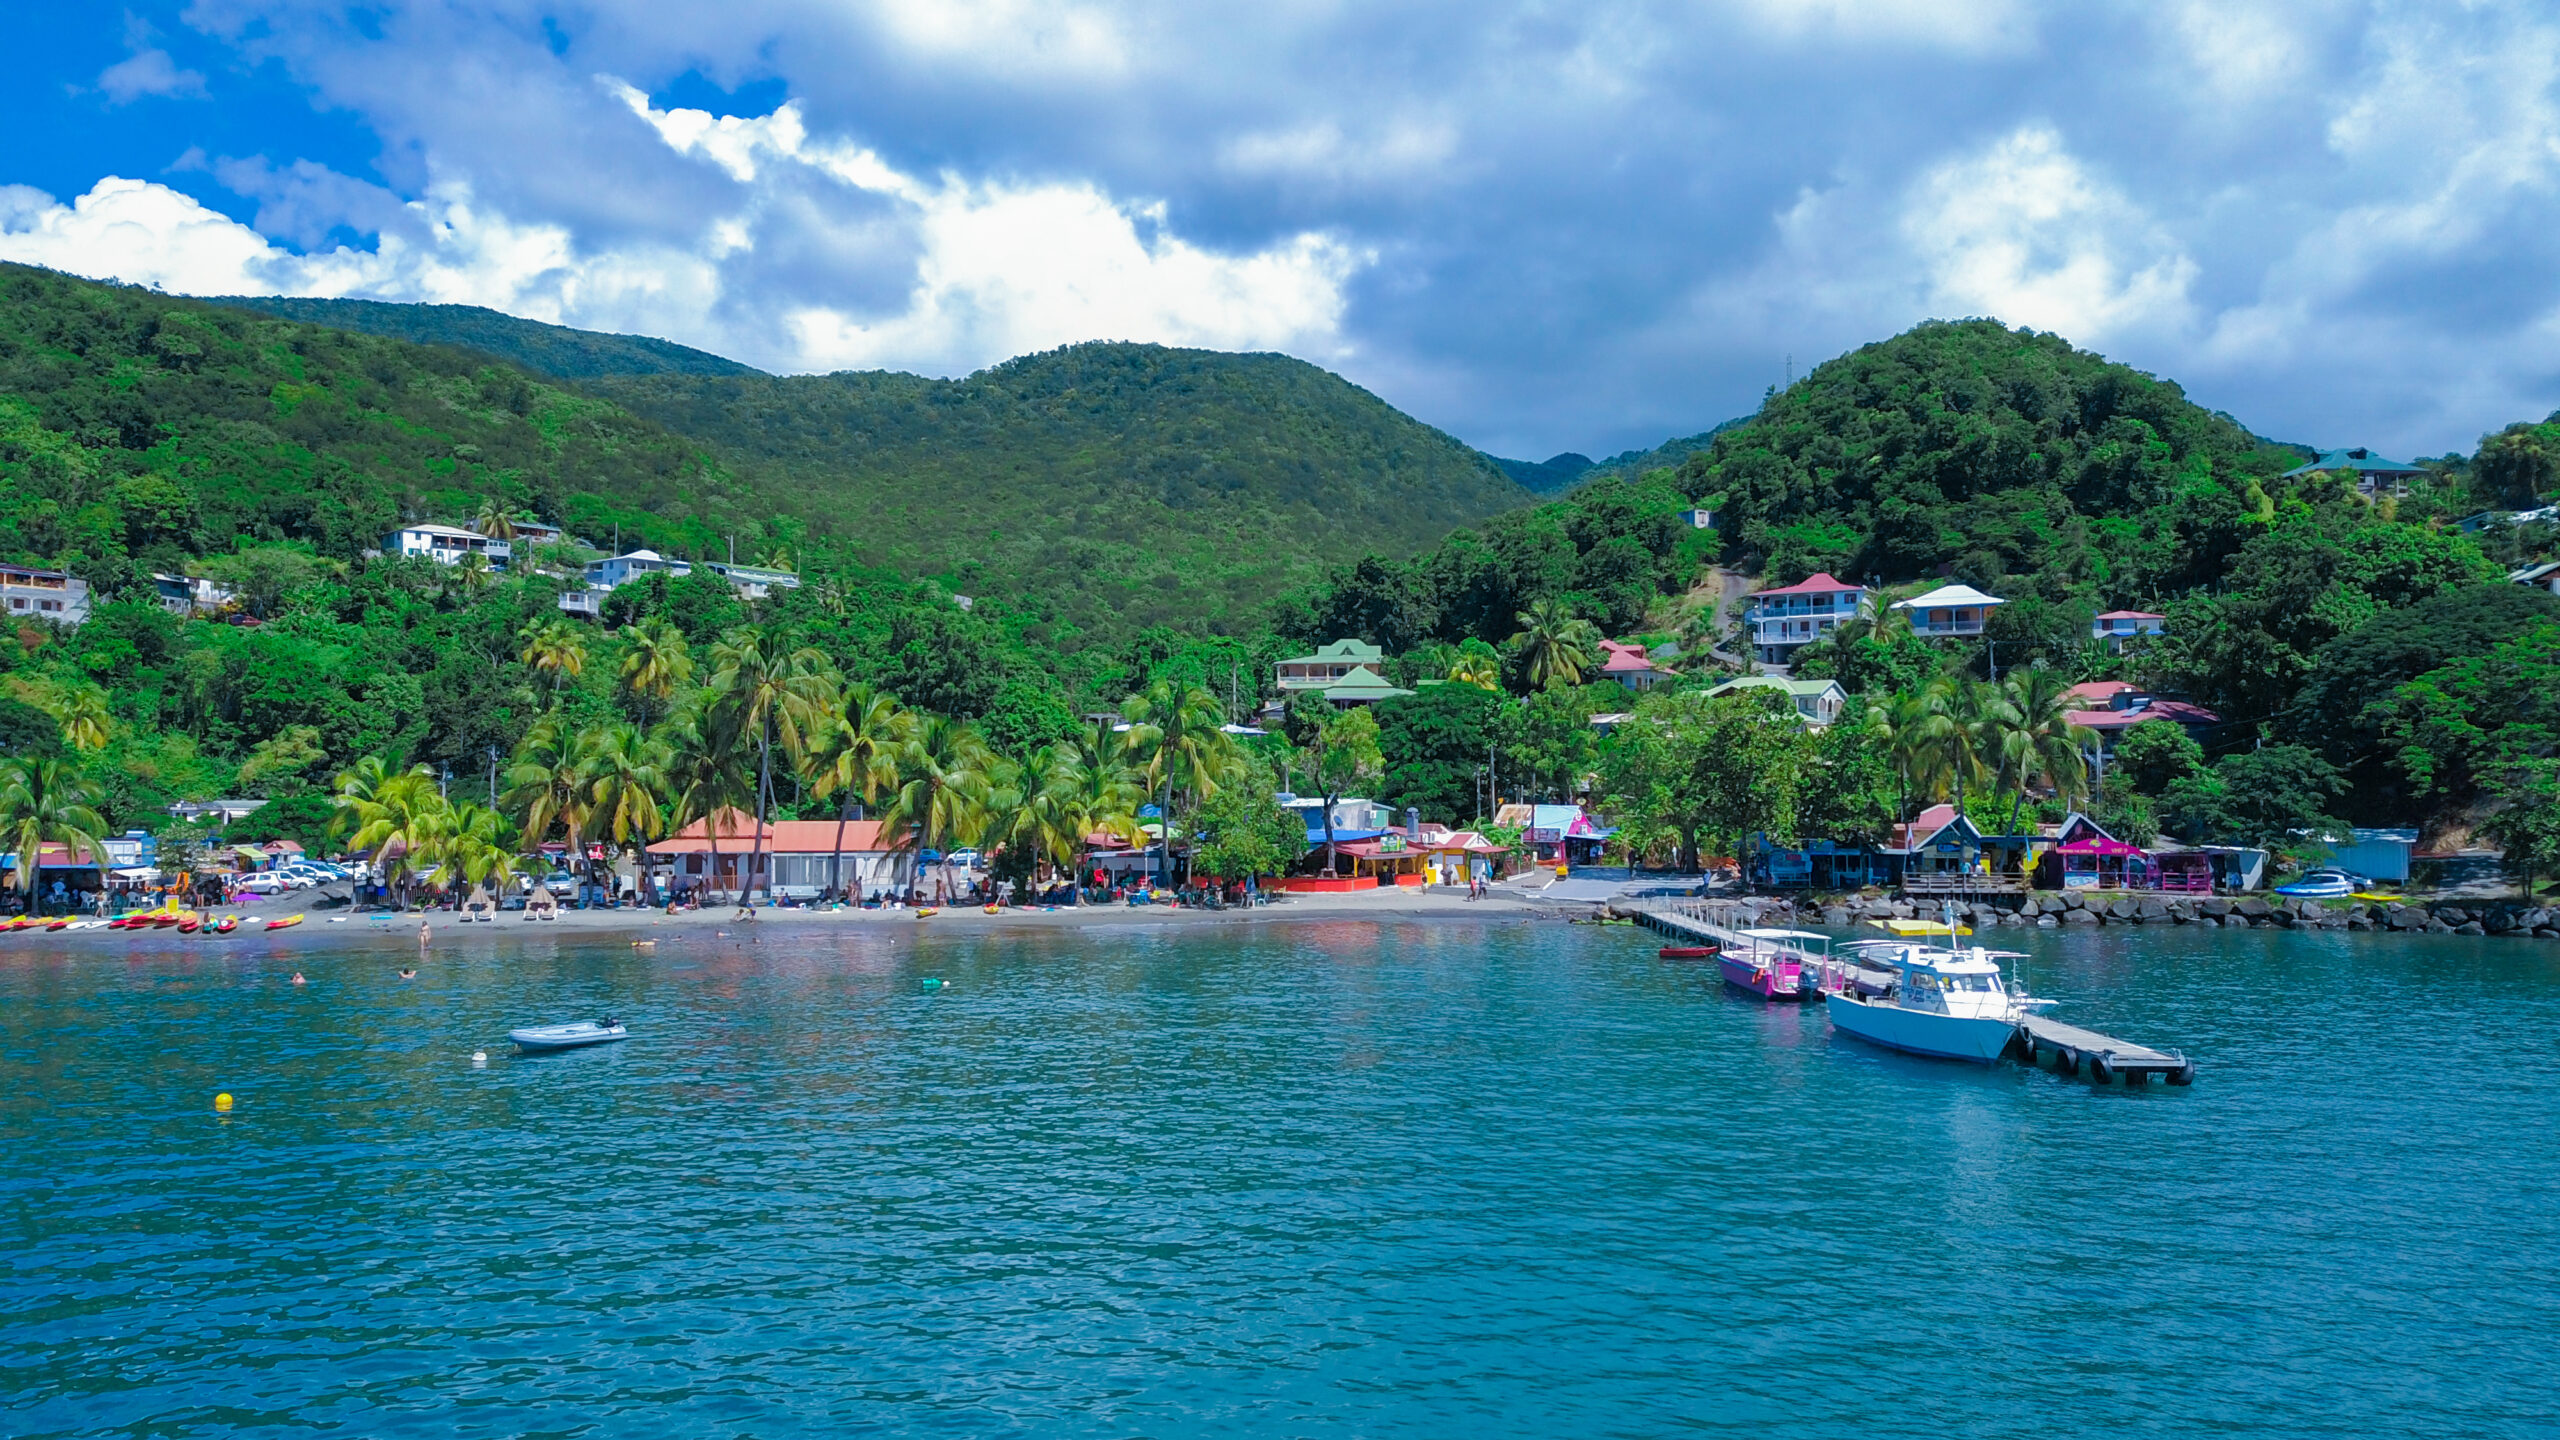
[1804,893,2560,939]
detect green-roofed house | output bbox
[1315,665,1415,708]
[1705,675,1848,727]
[2283,446,2425,499]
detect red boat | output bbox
[1658,945,1720,960]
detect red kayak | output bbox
[1659,945,1720,960]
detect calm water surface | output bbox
[3,918,2556,1437]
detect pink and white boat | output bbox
[1719,928,1827,1002]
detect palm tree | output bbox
[472,499,518,543]
[331,755,429,853]
[1447,647,1502,691]
[518,618,588,706]
[1121,680,1233,886]
[501,718,589,880]
[345,770,446,909]
[1050,738,1144,905]
[446,801,525,900]
[660,696,753,903]
[1999,669,2101,832]
[47,685,112,753]
[1510,598,1600,690]
[617,619,693,727]
[580,722,671,904]
[1909,675,2010,817]
[452,550,494,596]
[704,627,834,907]
[0,758,106,915]
[806,684,913,902]
[881,715,994,902]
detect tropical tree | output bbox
[1120,680,1235,882]
[471,499,518,542]
[805,683,913,902]
[660,695,752,902]
[0,758,106,914]
[882,715,995,901]
[1510,599,1601,690]
[1447,640,1503,691]
[518,618,589,706]
[704,627,834,906]
[617,618,693,727]
[446,801,525,899]
[452,550,494,597]
[580,722,671,905]
[46,685,111,753]
[1997,668,2100,832]
[1049,736,1145,904]
[1306,706,1383,875]
[343,769,447,908]
[501,717,589,871]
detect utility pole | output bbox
[487,745,499,805]
[438,762,450,801]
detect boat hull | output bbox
[509,1024,629,1052]
[1658,945,1719,960]
[1825,993,2018,1063]
[1720,954,1808,1002]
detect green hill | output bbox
[587,345,1531,636]
[211,296,764,379]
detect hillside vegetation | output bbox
[588,346,1530,636]
[215,296,763,378]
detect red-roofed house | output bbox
[1598,640,1670,692]
[1743,572,1871,666]
[2064,682,2221,778]
[2091,610,2166,651]
[648,808,915,902]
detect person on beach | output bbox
[418,920,431,949]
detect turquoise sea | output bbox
[3,918,2555,1437]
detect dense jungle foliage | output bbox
[218,296,762,379]
[1,267,2553,886]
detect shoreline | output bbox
[3,886,1560,953]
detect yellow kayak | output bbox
[265,914,305,932]
[915,908,937,918]
[2350,891,2401,903]
[1868,918,1974,936]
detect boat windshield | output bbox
[1947,974,2000,992]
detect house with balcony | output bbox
[2511,560,2560,598]
[2065,681,2221,778]
[150,573,235,618]
[584,549,693,589]
[1705,675,1848,727]
[1598,640,1671,692]
[1,563,89,626]
[385,523,511,568]
[2284,447,2425,498]
[1741,573,1871,666]
[2092,610,2165,651]
[1269,640,1411,706]
[1892,583,2006,637]
[703,561,803,600]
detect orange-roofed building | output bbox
[647,808,916,902]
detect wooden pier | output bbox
[1615,898,2196,1087]
[2012,1014,2194,1086]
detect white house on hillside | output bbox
[1893,583,2006,637]
[386,523,511,568]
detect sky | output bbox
[5,2,2560,463]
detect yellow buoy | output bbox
[213,1092,233,1111]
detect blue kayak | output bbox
[509,1020,628,1052]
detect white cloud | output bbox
[0,85,1368,382]
[1728,0,2033,54]
[1901,124,2197,344]
[97,48,208,104]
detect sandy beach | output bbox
[11,883,1571,953]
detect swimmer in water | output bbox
[291,971,306,985]
[398,967,417,980]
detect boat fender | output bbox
[2168,1060,2196,1087]
[920,977,946,990]
[2090,1054,2116,1085]
[2056,1048,2078,1077]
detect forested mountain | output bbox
[214,296,762,378]
[1490,452,1596,493]
[587,345,1531,635]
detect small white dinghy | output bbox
[508,1019,629,1052]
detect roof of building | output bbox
[1707,675,1844,700]
[2067,698,2220,730]
[2511,561,2560,583]
[647,809,900,855]
[0,562,73,580]
[1750,570,1863,599]
[395,523,493,540]
[1887,803,1963,852]
[2094,609,2166,621]
[1279,638,1386,666]
[1321,665,1414,701]
[1892,583,2007,610]
[1598,640,1658,673]
[2283,447,2423,477]
[2066,680,2137,705]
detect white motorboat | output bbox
[508,1019,629,1052]
[1824,944,2041,1064]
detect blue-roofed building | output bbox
[2283,447,2425,498]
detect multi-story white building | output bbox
[1892,583,2007,637]
[703,561,803,599]
[584,549,692,589]
[1742,573,1870,666]
[384,523,511,568]
[1,563,89,626]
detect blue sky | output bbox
[6,1,2560,463]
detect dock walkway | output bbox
[1614,898,2195,1087]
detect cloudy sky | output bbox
[5,1,2559,462]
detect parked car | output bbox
[233,873,292,895]
[541,871,578,897]
[2274,869,2363,899]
